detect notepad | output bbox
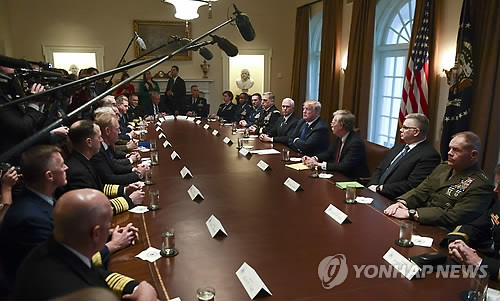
[285,163,309,171]
[335,181,364,189]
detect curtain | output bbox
[317,0,343,123]
[398,0,441,145]
[290,6,310,115]
[342,0,376,138]
[470,0,500,178]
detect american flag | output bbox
[400,0,431,125]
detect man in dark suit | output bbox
[91,113,148,185]
[61,120,145,214]
[144,91,168,116]
[303,110,369,179]
[184,85,208,117]
[115,95,132,135]
[127,93,145,121]
[249,92,281,135]
[12,189,158,301]
[368,113,441,200]
[288,100,329,156]
[260,97,300,145]
[164,65,186,114]
[0,145,67,286]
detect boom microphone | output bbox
[170,35,191,46]
[211,35,238,57]
[0,55,32,69]
[233,4,256,42]
[199,47,213,61]
[135,32,147,50]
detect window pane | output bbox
[382,97,392,116]
[383,78,393,97]
[399,26,410,43]
[392,98,402,117]
[390,14,403,32]
[384,57,395,76]
[400,3,410,22]
[394,78,404,97]
[380,116,390,134]
[386,29,397,45]
[395,56,406,76]
[377,135,387,146]
[390,117,399,135]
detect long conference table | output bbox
[109,118,475,301]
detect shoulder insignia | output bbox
[491,213,500,225]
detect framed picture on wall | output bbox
[133,20,192,61]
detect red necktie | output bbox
[335,140,342,163]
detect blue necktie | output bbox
[300,123,309,140]
[379,145,410,184]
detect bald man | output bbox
[13,189,158,300]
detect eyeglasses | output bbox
[401,126,418,131]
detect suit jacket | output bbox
[61,151,134,215]
[90,143,139,185]
[316,131,369,179]
[216,102,236,122]
[144,100,168,116]
[288,118,329,156]
[368,140,441,200]
[164,76,186,114]
[267,113,300,145]
[253,105,281,134]
[12,237,138,301]
[183,96,208,117]
[127,105,145,121]
[0,188,53,285]
[400,163,494,229]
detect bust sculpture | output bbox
[236,68,254,92]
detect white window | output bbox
[369,0,415,147]
[306,12,322,101]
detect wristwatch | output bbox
[408,209,416,220]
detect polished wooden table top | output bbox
[109,118,469,301]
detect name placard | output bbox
[196,120,202,125]
[324,204,350,224]
[155,121,161,126]
[165,116,175,120]
[212,130,219,136]
[284,177,302,192]
[383,248,422,280]
[257,160,271,171]
[155,126,162,132]
[180,166,192,179]
[223,137,233,145]
[159,117,166,122]
[203,124,210,130]
[236,262,272,299]
[170,151,181,160]
[205,215,228,237]
[187,185,204,201]
[158,133,166,139]
[163,140,171,148]
[187,117,196,121]
[239,148,251,157]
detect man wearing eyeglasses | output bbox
[384,131,494,230]
[368,113,440,200]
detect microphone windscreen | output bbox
[217,37,239,57]
[0,55,32,69]
[136,37,147,50]
[199,47,213,61]
[236,13,256,42]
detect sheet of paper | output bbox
[411,235,433,247]
[285,163,309,171]
[188,185,204,200]
[318,173,333,179]
[257,160,270,171]
[205,215,228,237]
[180,166,192,178]
[284,177,301,192]
[383,248,421,280]
[289,157,302,162]
[236,262,272,299]
[128,205,149,214]
[355,196,374,204]
[250,149,281,155]
[136,247,162,263]
[324,204,348,224]
[171,151,181,160]
[138,146,150,152]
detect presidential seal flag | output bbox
[400,0,431,127]
[440,0,474,160]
